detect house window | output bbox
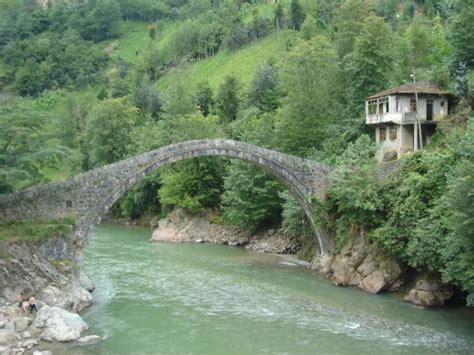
[410,99,417,112]
[440,99,445,107]
[379,97,389,113]
[380,127,387,142]
[66,200,73,208]
[368,99,377,114]
[390,126,397,141]
[396,97,401,112]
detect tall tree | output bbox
[247,63,280,113]
[448,0,474,70]
[275,36,342,156]
[215,75,241,122]
[0,99,67,193]
[343,16,394,116]
[333,0,372,59]
[85,98,135,167]
[290,0,305,31]
[195,80,214,117]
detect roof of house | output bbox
[367,81,452,99]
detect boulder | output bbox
[404,277,454,307]
[322,234,403,294]
[39,285,73,310]
[14,317,32,333]
[20,338,38,349]
[32,305,88,342]
[71,285,93,313]
[0,329,21,346]
[20,331,31,339]
[76,335,102,346]
[39,284,93,313]
[33,351,52,355]
[78,272,95,293]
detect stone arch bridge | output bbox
[0,139,331,259]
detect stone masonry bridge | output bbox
[0,139,331,260]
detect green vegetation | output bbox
[157,31,295,91]
[0,218,74,244]
[0,0,473,304]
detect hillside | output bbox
[157,30,295,91]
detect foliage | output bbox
[329,135,382,225]
[448,0,474,70]
[117,172,162,219]
[246,62,280,113]
[3,31,107,96]
[275,36,341,156]
[0,218,74,244]
[442,122,474,305]
[0,98,68,192]
[85,98,137,167]
[280,190,310,238]
[134,85,163,119]
[159,157,225,213]
[333,0,372,59]
[290,0,305,31]
[194,80,214,117]
[215,75,241,122]
[221,112,283,231]
[343,16,394,116]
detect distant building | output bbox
[365,82,451,161]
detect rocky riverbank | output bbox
[151,209,455,307]
[150,209,301,255]
[310,234,455,307]
[0,233,99,353]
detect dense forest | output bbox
[0,0,473,304]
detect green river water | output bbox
[48,223,474,354]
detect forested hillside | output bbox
[0,0,473,304]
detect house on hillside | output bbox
[365,82,452,161]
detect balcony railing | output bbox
[366,112,423,125]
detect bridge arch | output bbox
[0,139,330,257]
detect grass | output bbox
[113,21,178,63]
[0,218,74,244]
[157,30,296,92]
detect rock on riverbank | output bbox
[311,234,404,294]
[150,209,301,254]
[0,234,98,353]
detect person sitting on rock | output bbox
[28,295,38,314]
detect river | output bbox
[48,223,474,354]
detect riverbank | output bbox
[150,208,301,255]
[0,222,98,353]
[149,209,458,308]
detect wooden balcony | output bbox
[366,112,429,125]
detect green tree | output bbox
[195,80,214,117]
[215,75,241,122]
[300,15,318,40]
[343,16,394,115]
[221,114,283,231]
[159,157,225,213]
[247,63,280,113]
[0,99,67,193]
[274,3,284,32]
[134,85,162,119]
[290,0,305,31]
[85,98,136,167]
[443,122,474,305]
[333,0,372,58]
[448,0,474,69]
[82,0,122,42]
[275,36,342,156]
